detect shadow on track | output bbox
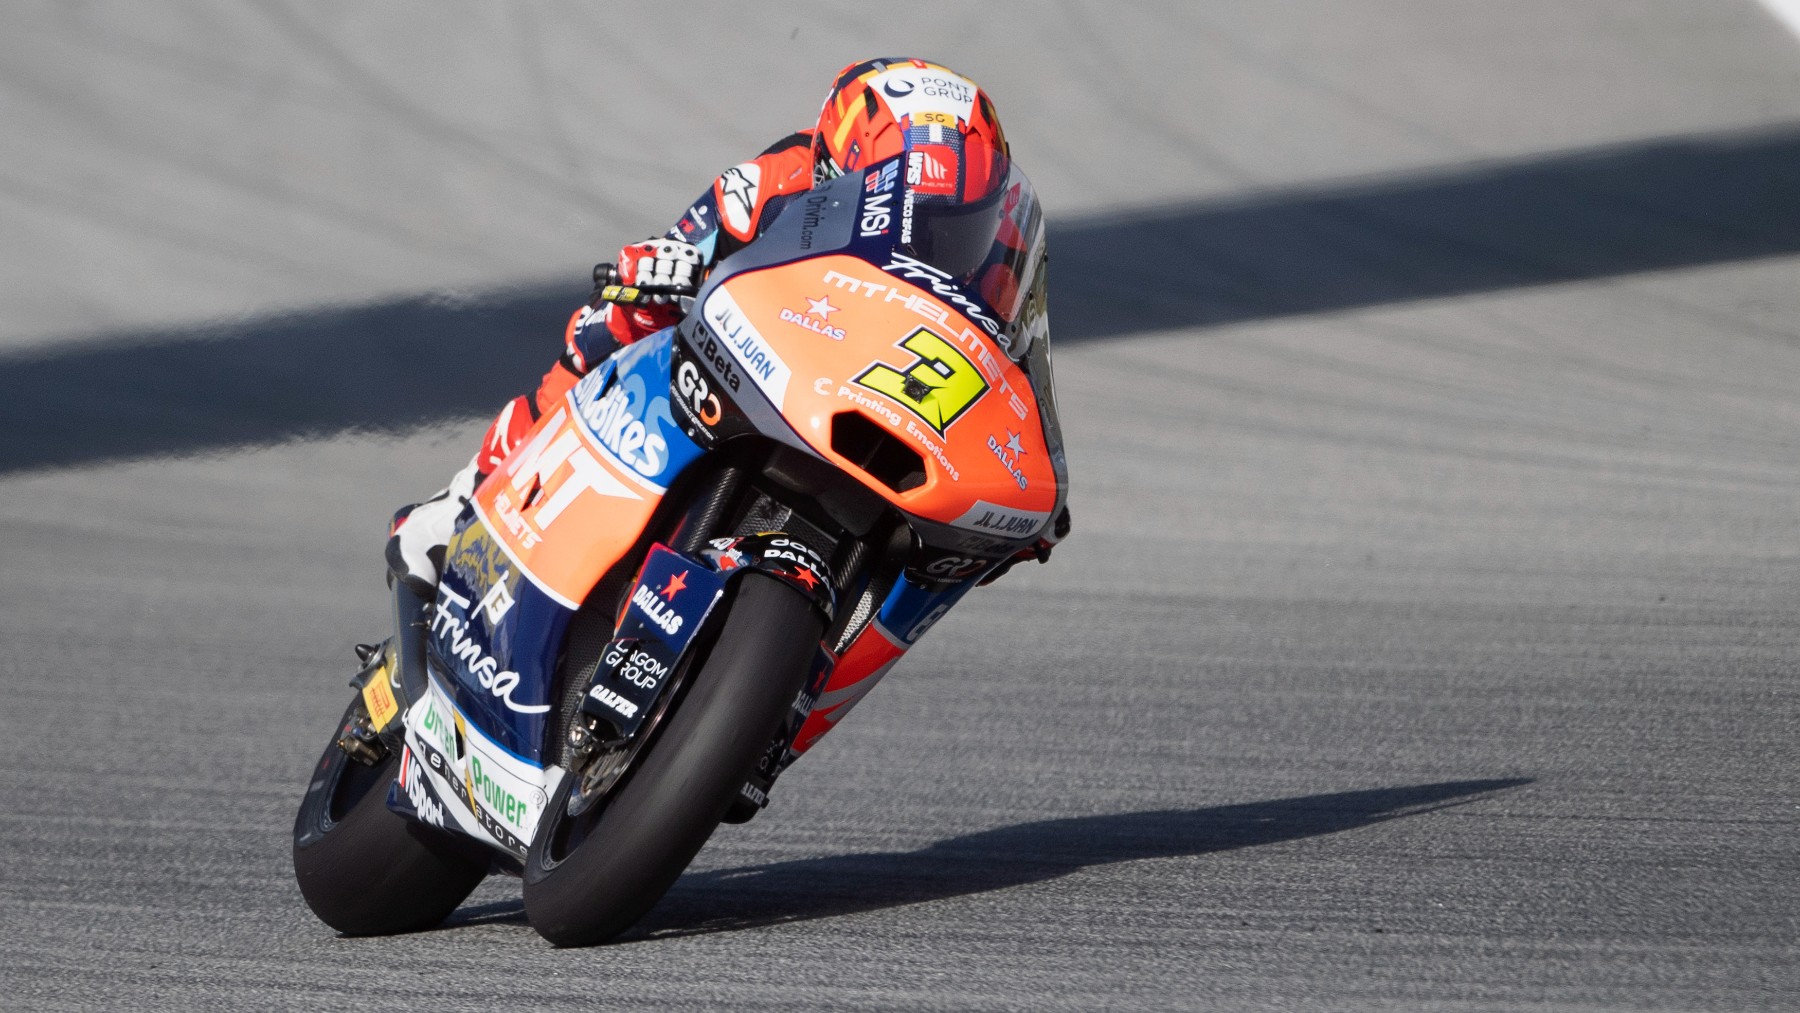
[443,778,1530,939]
[1052,125,1800,342]
[0,286,576,476]
[5,123,1797,475]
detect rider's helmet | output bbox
[811,57,1010,203]
[813,58,1043,360]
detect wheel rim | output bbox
[310,708,390,833]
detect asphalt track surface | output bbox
[3,3,1798,1010]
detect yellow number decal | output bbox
[855,328,989,433]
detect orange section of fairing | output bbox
[790,620,909,756]
[471,402,661,609]
[707,255,1059,527]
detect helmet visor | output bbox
[896,152,1044,351]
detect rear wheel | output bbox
[292,702,489,935]
[522,573,821,946]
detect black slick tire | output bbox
[522,573,820,946]
[292,703,489,935]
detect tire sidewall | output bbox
[292,702,490,936]
[522,573,821,945]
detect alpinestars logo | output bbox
[718,163,760,235]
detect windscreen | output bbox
[828,143,1046,361]
[721,146,1050,361]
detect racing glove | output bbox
[595,238,703,344]
[616,238,702,303]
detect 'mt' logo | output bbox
[854,327,988,433]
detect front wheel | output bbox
[292,702,490,935]
[522,573,821,946]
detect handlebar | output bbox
[593,262,697,314]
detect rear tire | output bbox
[522,573,821,946]
[292,703,490,935]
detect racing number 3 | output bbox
[855,327,988,433]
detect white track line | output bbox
[1757,0,1800,39]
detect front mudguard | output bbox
[577,533,836,742]
[699,531,836,620]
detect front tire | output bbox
[292,703,490,935]
[522,573,821,946]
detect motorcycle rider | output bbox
[388,57,1060,595]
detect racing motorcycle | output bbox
[292,149,1069,946]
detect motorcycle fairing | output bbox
[787,569,979,758]
[386,745,452,832]
[392,672,554,863]
[448,703,549,857]
[669,338,757,448]
[687,257,1059,534]
[471,330,705,611]
[676,159,1066,551]
[429,330,705,761]
[429,521,567,761]
[402,541,713,855]
[391,676,541,856]
[404,324,859,850]
[401,530,846,853]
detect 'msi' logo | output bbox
[854,327,988,434]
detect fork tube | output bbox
[674,466,744,555]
